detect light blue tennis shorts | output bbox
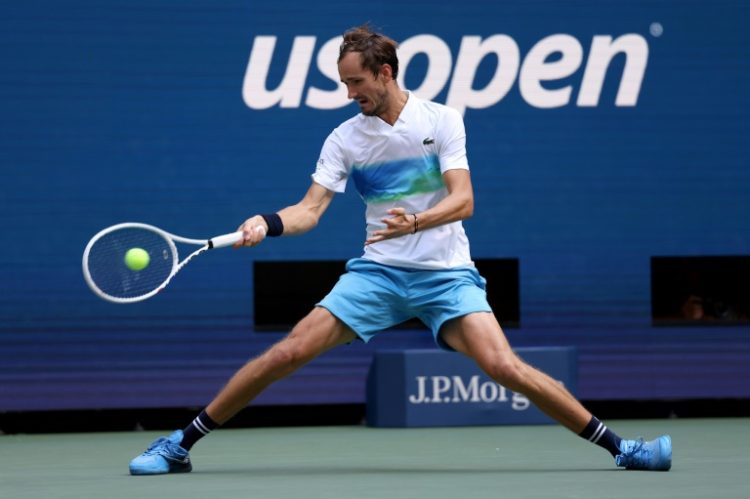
[317,258,492,350]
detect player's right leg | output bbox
[205,307,356,423]
[129,307,356,475]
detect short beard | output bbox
[362,88,389,117]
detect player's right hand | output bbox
[235,216,268,248]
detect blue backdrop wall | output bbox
[1,0,749,411]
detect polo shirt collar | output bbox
[364,90,414,130]
[395,90,415,125]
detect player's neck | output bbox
[377,89,408,126]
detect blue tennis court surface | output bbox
[1,418,746,499]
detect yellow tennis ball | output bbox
[124,247,150,271]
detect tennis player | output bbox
[129,24,672,474]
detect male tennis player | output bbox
[129,24,672,474]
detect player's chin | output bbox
[358,100,375,115]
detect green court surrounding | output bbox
[1,418,747,499]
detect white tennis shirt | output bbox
[312,92,473,270]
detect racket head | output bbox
[82,223,179,303]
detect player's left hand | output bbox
[365,207,416,245]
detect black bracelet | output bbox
[261,213,284,237]
[413,213,419,234]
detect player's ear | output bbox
[379,63,394,82]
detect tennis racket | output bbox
[82,222,263,304]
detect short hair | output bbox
[338,24,399,79]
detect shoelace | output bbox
[621,438,646,464]
[143,437,170,456]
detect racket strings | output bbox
[86,228,176,299]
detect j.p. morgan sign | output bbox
[367,348,576,427]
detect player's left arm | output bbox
[365,168,473,245]
[405,105,474,232]
[412,167,474,228]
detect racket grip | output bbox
[208,226,266,249]
[208,231,244,249]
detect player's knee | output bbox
[265,337,310,376]
[267,343,296,368]
[483,355,527,391]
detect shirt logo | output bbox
[422,137,435,145]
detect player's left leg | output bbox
[440,312,591,432]
[439,312,671,471]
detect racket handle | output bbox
[208,231,244,249]
[208,226,266,249]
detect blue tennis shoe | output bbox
[616,435,672,471]
[129,430,192,475]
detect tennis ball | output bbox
[124,247,150,271]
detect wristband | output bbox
[261,213,284,237]
[413,213,419,234]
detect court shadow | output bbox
[194,465,618,476]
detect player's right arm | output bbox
[236,182,335,247]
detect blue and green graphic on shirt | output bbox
[351,154,444,203]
